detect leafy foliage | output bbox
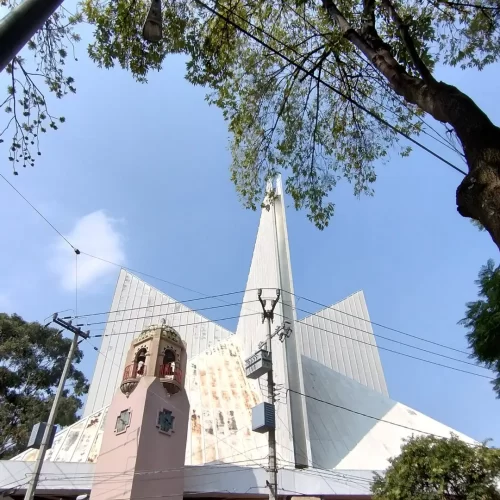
[81,0,499,228]
[0,1,81,173]
[372,434,500,500]
[460,259,500,398]
[0,313,88,459]
[3,0,500,229]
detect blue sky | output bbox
[0,20,499,446]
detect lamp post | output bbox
[0,0,64,72]
[142,0,163,42]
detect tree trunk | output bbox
[322,0,500,250]
[382,73,500,251]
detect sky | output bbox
[0,17,499,447]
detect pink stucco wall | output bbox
[90,376,189,500]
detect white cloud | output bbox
[50,210,126,291]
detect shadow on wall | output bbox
[301,356,397,469]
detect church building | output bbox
[0,177,475,499]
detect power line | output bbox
[87,311,261,338]
[80,252,267,320]
[2,162,481,375]
[38,460,268,481]
[0,172,77,251]
[80,251,238,299]
[292,304,485,369]
[68,261,470,361]
[76,279,488,378]
[279,461,374,486]
[72,289,253,319]
[0,173,252,306]
[287,388,483,443]
[81,300,259,327]
[278,313,494,379]
[288,290,471,356]
[193,0,467,176]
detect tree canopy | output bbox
[0,312,88,459]
[460,259,500,398]
[372,434,500,500]
[2,0,500,245]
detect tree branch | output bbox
[299,48,330,82]
[321,0,377,60]
[438,0,500,10]
[380,0,436,83]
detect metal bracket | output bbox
[258,288,281,322]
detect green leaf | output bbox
[0,313,89,459]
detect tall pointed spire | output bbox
[235,175,310,468]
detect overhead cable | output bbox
[82,300,260,327]
[73,289,254,318]
[277,313,493,379]
[287,388,484,442]
[287,289,471,356]
[292,304,485,369]
[87,311,261,338]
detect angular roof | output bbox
[301,355,476,471]
[296,291,388,396]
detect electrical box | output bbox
[252,402,275,433]
[28,422,56,450]
[245,349,272,379]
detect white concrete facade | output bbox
[4,176,478,498]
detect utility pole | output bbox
[258,288,280,500]
[23,313,89,500]
[0,0,65,72]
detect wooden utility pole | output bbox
[23,313,89,500]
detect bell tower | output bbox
[90,323,190,500]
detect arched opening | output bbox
[163,349,175,364]
[135,348,147,376]
[160,349,176,378]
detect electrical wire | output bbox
[75,252,79,317]
[287,387,484,443]
[287,289,471,356]
[0,172,77,251]
[80,251,256,303]
[279,312,493,379]
[1,156,485,379]
[72,290,254,319]
[87,486,265,500]
[87,311,262,338]
[0,174,252,306]
[62,246,471,360]
[79,288,488,378]
[292,304,486,369]
[38,461,268,482]
[82,300,260,327]
[193,0,467,176]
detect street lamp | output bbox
[142,0,162,42]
